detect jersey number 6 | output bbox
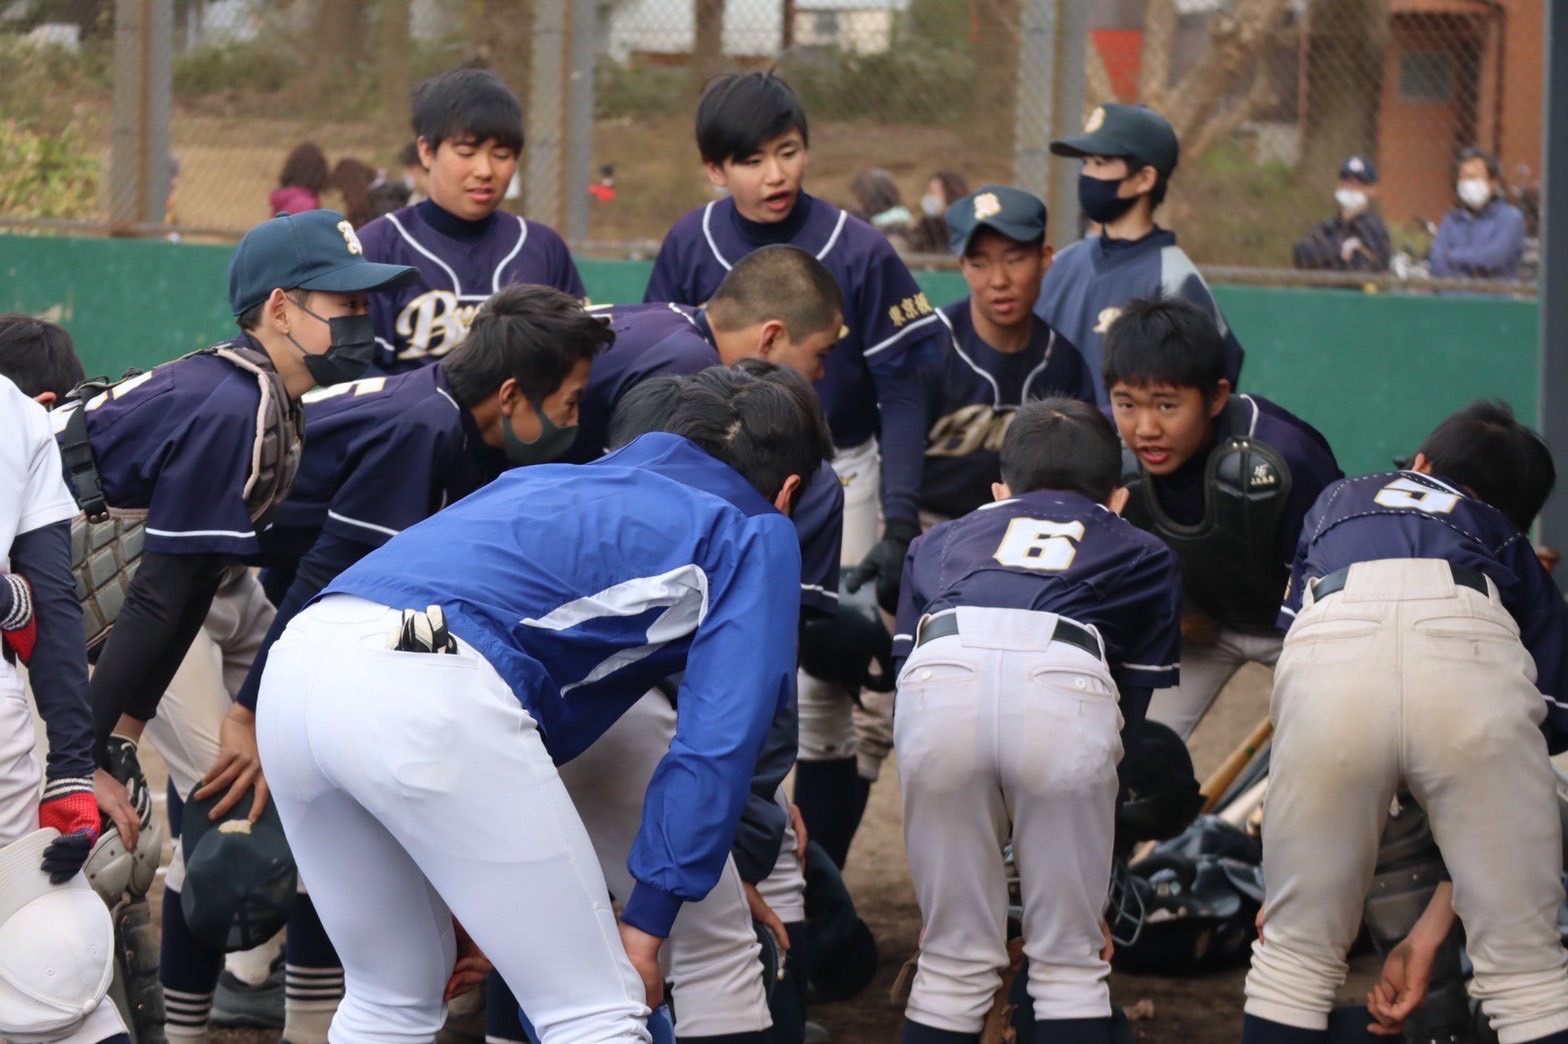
[1373,477,1460,515]
[993,519,1086,571]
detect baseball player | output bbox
[359,68,586,371]
[255,371,823,1042]
[1103,296,1342,740]
[1243,400,1568,1044]
[1034,103,1243,403]
[918,185,1095,524]
[0,371,139,1044]
[644,70,943,860]
[892,398,1181,1044]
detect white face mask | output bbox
[1457,178,1492,209]
[1335,188,1368,216]
[920,193,944,219]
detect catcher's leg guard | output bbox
[110,897,167,1044]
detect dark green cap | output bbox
[1050,103,1179,177]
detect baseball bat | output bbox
[1198,717,1273,815]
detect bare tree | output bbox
[379,0,411,142]
[970,0,1021,154]
[1301,0,1388,177]
[693,0,725,91]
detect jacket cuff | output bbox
[622,882,683,939]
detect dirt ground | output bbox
[130,660,1380,1044]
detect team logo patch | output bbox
[217,820,254,835]
[1092,306,1122,334]
[1251,463,1277,488]
[338,221,364,255]
[973,192,1002,221]
[1085,106,1106,133]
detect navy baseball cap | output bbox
[227,209,417,317]
[946,185,1048,256]
[1339,155,1378,184]
[1051,103,1180,177]
[180,785,297,952]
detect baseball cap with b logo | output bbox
[227,208,418,316]
[945,185,1048,256]
[0,830,113,1041]
[1050,103,1180,178]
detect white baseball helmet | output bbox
[0,829,114,1040]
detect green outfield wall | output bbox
[0,234,1537,479]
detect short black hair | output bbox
[1000,397,1122,502]
[0,313,85,400]
[695,71,809,167]
[1417,399,1554,532]
[412,69,524,155]
[707,245,843,343]
[1458,146,1502,182]
[1102,296,1227,397]
[607,376,686,452]
[442,285,611,408]
[1125,158,1170,210]
[609,366,825,509]
[733,358,835,462]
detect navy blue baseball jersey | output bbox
[57,341,273,557]
[919,300,1096,520]
[271,365,499,545]
[566,303,717,465]
[359,200,585,372]
[893,490,1183,700]
[645,193,939,524]
[321,432,801,936]
[1282,469,1568,726]
[1036,230,1243,403]
[567,301,843,616]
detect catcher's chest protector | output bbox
[1120,396,1293,634]
[62,344,303,649]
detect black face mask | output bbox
[1078,172,1139,225]
[287,306,377,387]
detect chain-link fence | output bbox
[0,0,1544,285]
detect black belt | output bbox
[915,611,1102,660]
[1312,561,1489,602]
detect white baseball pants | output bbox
[1245,560,1568,1044]
[896,607,1122,1033]
[558,690,771,1037]
[257,595,649,1044]
[1146,626,1283,740]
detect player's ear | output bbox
[772,473,802,516]
[32,391,57,408]
[756,319,787,358]
[1106,486,1131,515]
[1410,452,1433,475]
[1207,379,1232,418]
[991,481,1012,502]
[702,161,728,189]
[416,137,436,171]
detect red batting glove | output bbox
[0,573,36,665]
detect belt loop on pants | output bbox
[1310,560,1489,603]
[914,610,1103,661]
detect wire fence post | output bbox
[1538,0,1568,572]
[110,0,171,229]
[1014,0,1055,206]
[565,0,598,245]
[1050,0,1089,244]
[528,0,567,231]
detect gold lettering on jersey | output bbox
[338,221,364,255]
[1092,306,1122,334]
[973,193,1002,220]
[888,294,935,329]
[396,290,480,359]
[1085,106,1106,133]
[927,404,1016,457]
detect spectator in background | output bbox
[1430,147,1526,281]
[366,177,412,221]
[849,168,913,256]
[270,142,329,215]
[1292,155,1391,274]
[399,140,429,204]
[909,170,969,254]
[329,157,378,228]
